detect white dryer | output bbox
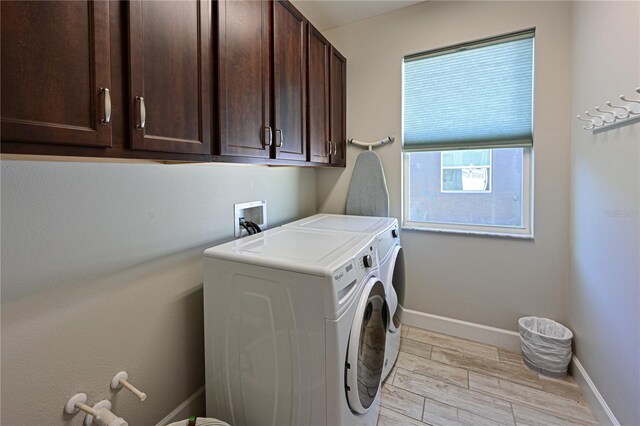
[284,214,405,381]
[203,227,387,425]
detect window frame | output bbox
[440,150,493,194]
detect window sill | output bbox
[401,224,534,240]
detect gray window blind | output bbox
[403,30,534,152]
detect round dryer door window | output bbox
[345,278,388,413]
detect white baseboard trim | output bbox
[571,357,620,426]
[155,385,206,426]
[402,309,521,351]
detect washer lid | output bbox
[285,214,396,234]
[204,227,374,277]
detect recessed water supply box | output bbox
[234,200,267,238]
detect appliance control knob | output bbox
[363,254,373,268]
[392,229,398,238]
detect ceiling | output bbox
[291,0,424,31]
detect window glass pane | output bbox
[442,149,491,167]
[442,168,491,192]
[410,148,523,227]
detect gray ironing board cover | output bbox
[346,150,389,217]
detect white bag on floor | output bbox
[518,316,573,378]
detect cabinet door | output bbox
[218,0,271,159]
[307,24,330,164]
[1,1,112,147]
[329,47,347,166]
[273,0,306,162]
[128,0,211,154]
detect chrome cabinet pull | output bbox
[275,128,284,148]
[265,126,273,147]
[329,141,335,155]
[135,96,145,130]
[326,140,331,156]
[100,88,111,125]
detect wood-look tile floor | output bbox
[378,326,598,426]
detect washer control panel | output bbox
[332,240,378,308]
[354,243,377,270]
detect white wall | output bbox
[317,1,573,330]
[569,2,640,425]
[0,160,316,425]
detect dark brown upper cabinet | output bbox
[216,0,308,163]
[216,0,271,159]
[307,24,330,164]
[2,0,346,166]
[128,0,212,155]
[1,1,112,148]
[329,47,347,166]
[307,28,347,167]
[272,0,307,162]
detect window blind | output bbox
[403,30,534,152]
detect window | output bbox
[402,30,534,238]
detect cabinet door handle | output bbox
[135,96,146,130]
[326,140,331,156]
[275,129,284,148]
[265,126,273,147]
[328,141,335,155]
[100,88,111,125]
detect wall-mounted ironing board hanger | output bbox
[348,136,395,151]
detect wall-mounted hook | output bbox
[594,106,616,123]
[111,371,147,401]
[584,111,604,127]
[619,94,640,115]
[620,94,640,105]
[576,115,595,130]
[348,136,395,150]
[605,101,631,119]
[65,394,101,420]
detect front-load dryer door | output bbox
[345,278,387,414]
[387,246,405,333]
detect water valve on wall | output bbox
[63,371,146,426]
[64,394,128,426]
[111,371,147,401]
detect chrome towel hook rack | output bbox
[348,136,395,151]
[576,87,640,132]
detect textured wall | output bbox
[569,2,640,424]
[0,160,316,425]
[317,1,573,330]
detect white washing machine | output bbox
[284,214,405,382]
[203,226,387,425]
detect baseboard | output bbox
[571,357,620,426]
[402,309,521,351]
[155,386,206,426]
